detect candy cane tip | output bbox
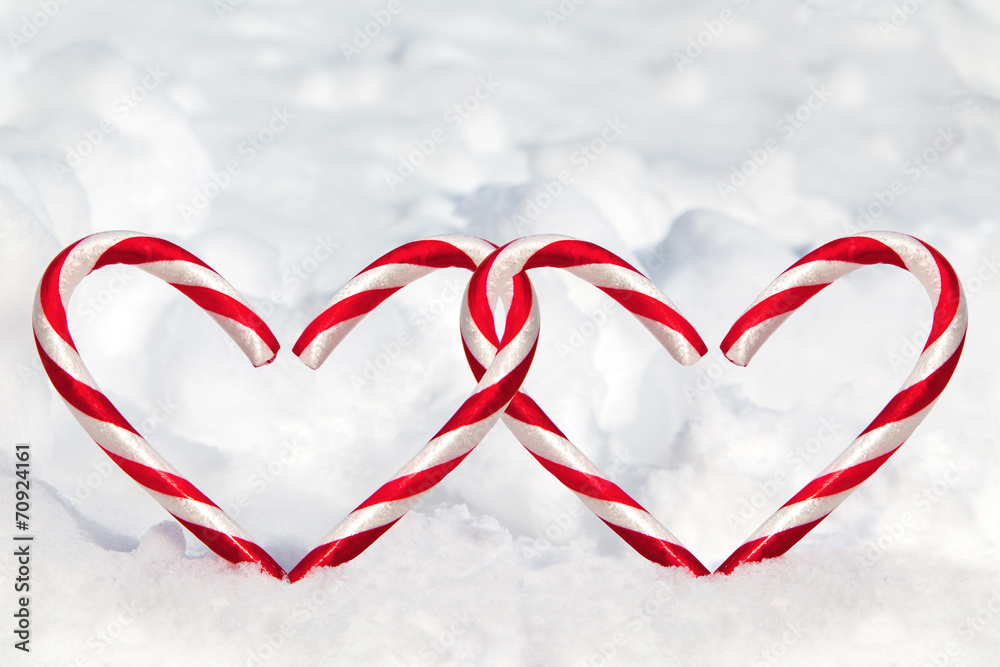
[245,342,280,368]
[252,352,278,368]
[723,351,751,368]
[295,348,325,371]
[720,328,756,367]
[678,349,707,367]
[662,335,707,367]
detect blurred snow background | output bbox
[1,0,999,664]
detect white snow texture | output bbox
[1,0,999,665]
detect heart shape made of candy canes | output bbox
[289,235,709,580]
[34,231,554,580]
[468,231,966,575]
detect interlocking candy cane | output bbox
[716,231,967,574]
[288,238,539,582]
[33,232,286,578]
[293,235,711,580]
[463,235,710,575]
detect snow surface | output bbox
[2,0,1000,665]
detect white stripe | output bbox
[503,419,599,476]
[634,313,703,366]
[742,489,854,544]
[299,313,366,369]
[748,259,859,306]
[206,311,276,367]
[575,494,684,547]
[391,420,495,481]
[476,285,539,389]
[426,235,495,265]
[134,260,246,302]
[563,263,668,301]
[868,232,942,304]
[325,263,436,304]
[815,404,934,477]
[65,405,179,473]
[322,498,417,543]
[460,303,498,370]
[723,310,797,366]
[32,309,104,394]
[58,232,143,308]
[897,321,964,392]
[145,489,254,541]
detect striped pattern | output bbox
[33,232,285,579]
[466,236,710,574]
[288,236,540,582]
[716,232,967,574]
[290,234,710,581]
[36,230,966,581]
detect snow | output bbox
[2,0,1000,664]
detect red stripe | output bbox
[468,250,501,348]
[602,522,710,576]
[505,393,566,438]
[861,340,964,435]
[599,287,708,356]
[287,522,399,582]
[36,338,139,435]
[38,241,81,350]
[432,341,536,439]
[787,236,906,271]
[99,447,218,507]
[721,284,827,355]
[715,518,825,575]
[292,287,402,356]
[362,240,478,273]
[783,447,900,506]
[522,240,638,273]
[499,274,533,348]
[171,284,279,356]
[922,241,963,351]
[173,516,286,579]
[477,380,569,443]
[354,452,472,510]
[528,453,644,511]
[92,236,213,271]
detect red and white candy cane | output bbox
[288,237,539,582]
[33,232,286,578]
[464,235,710,575]
[292,235,710,580]
[716,231,967,574]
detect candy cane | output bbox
[716,231,967,573]
[463,235,710,574]
[294,236,491,371]
[293,235,711,579]
[33,232,286,578]
[288,237,539,581]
